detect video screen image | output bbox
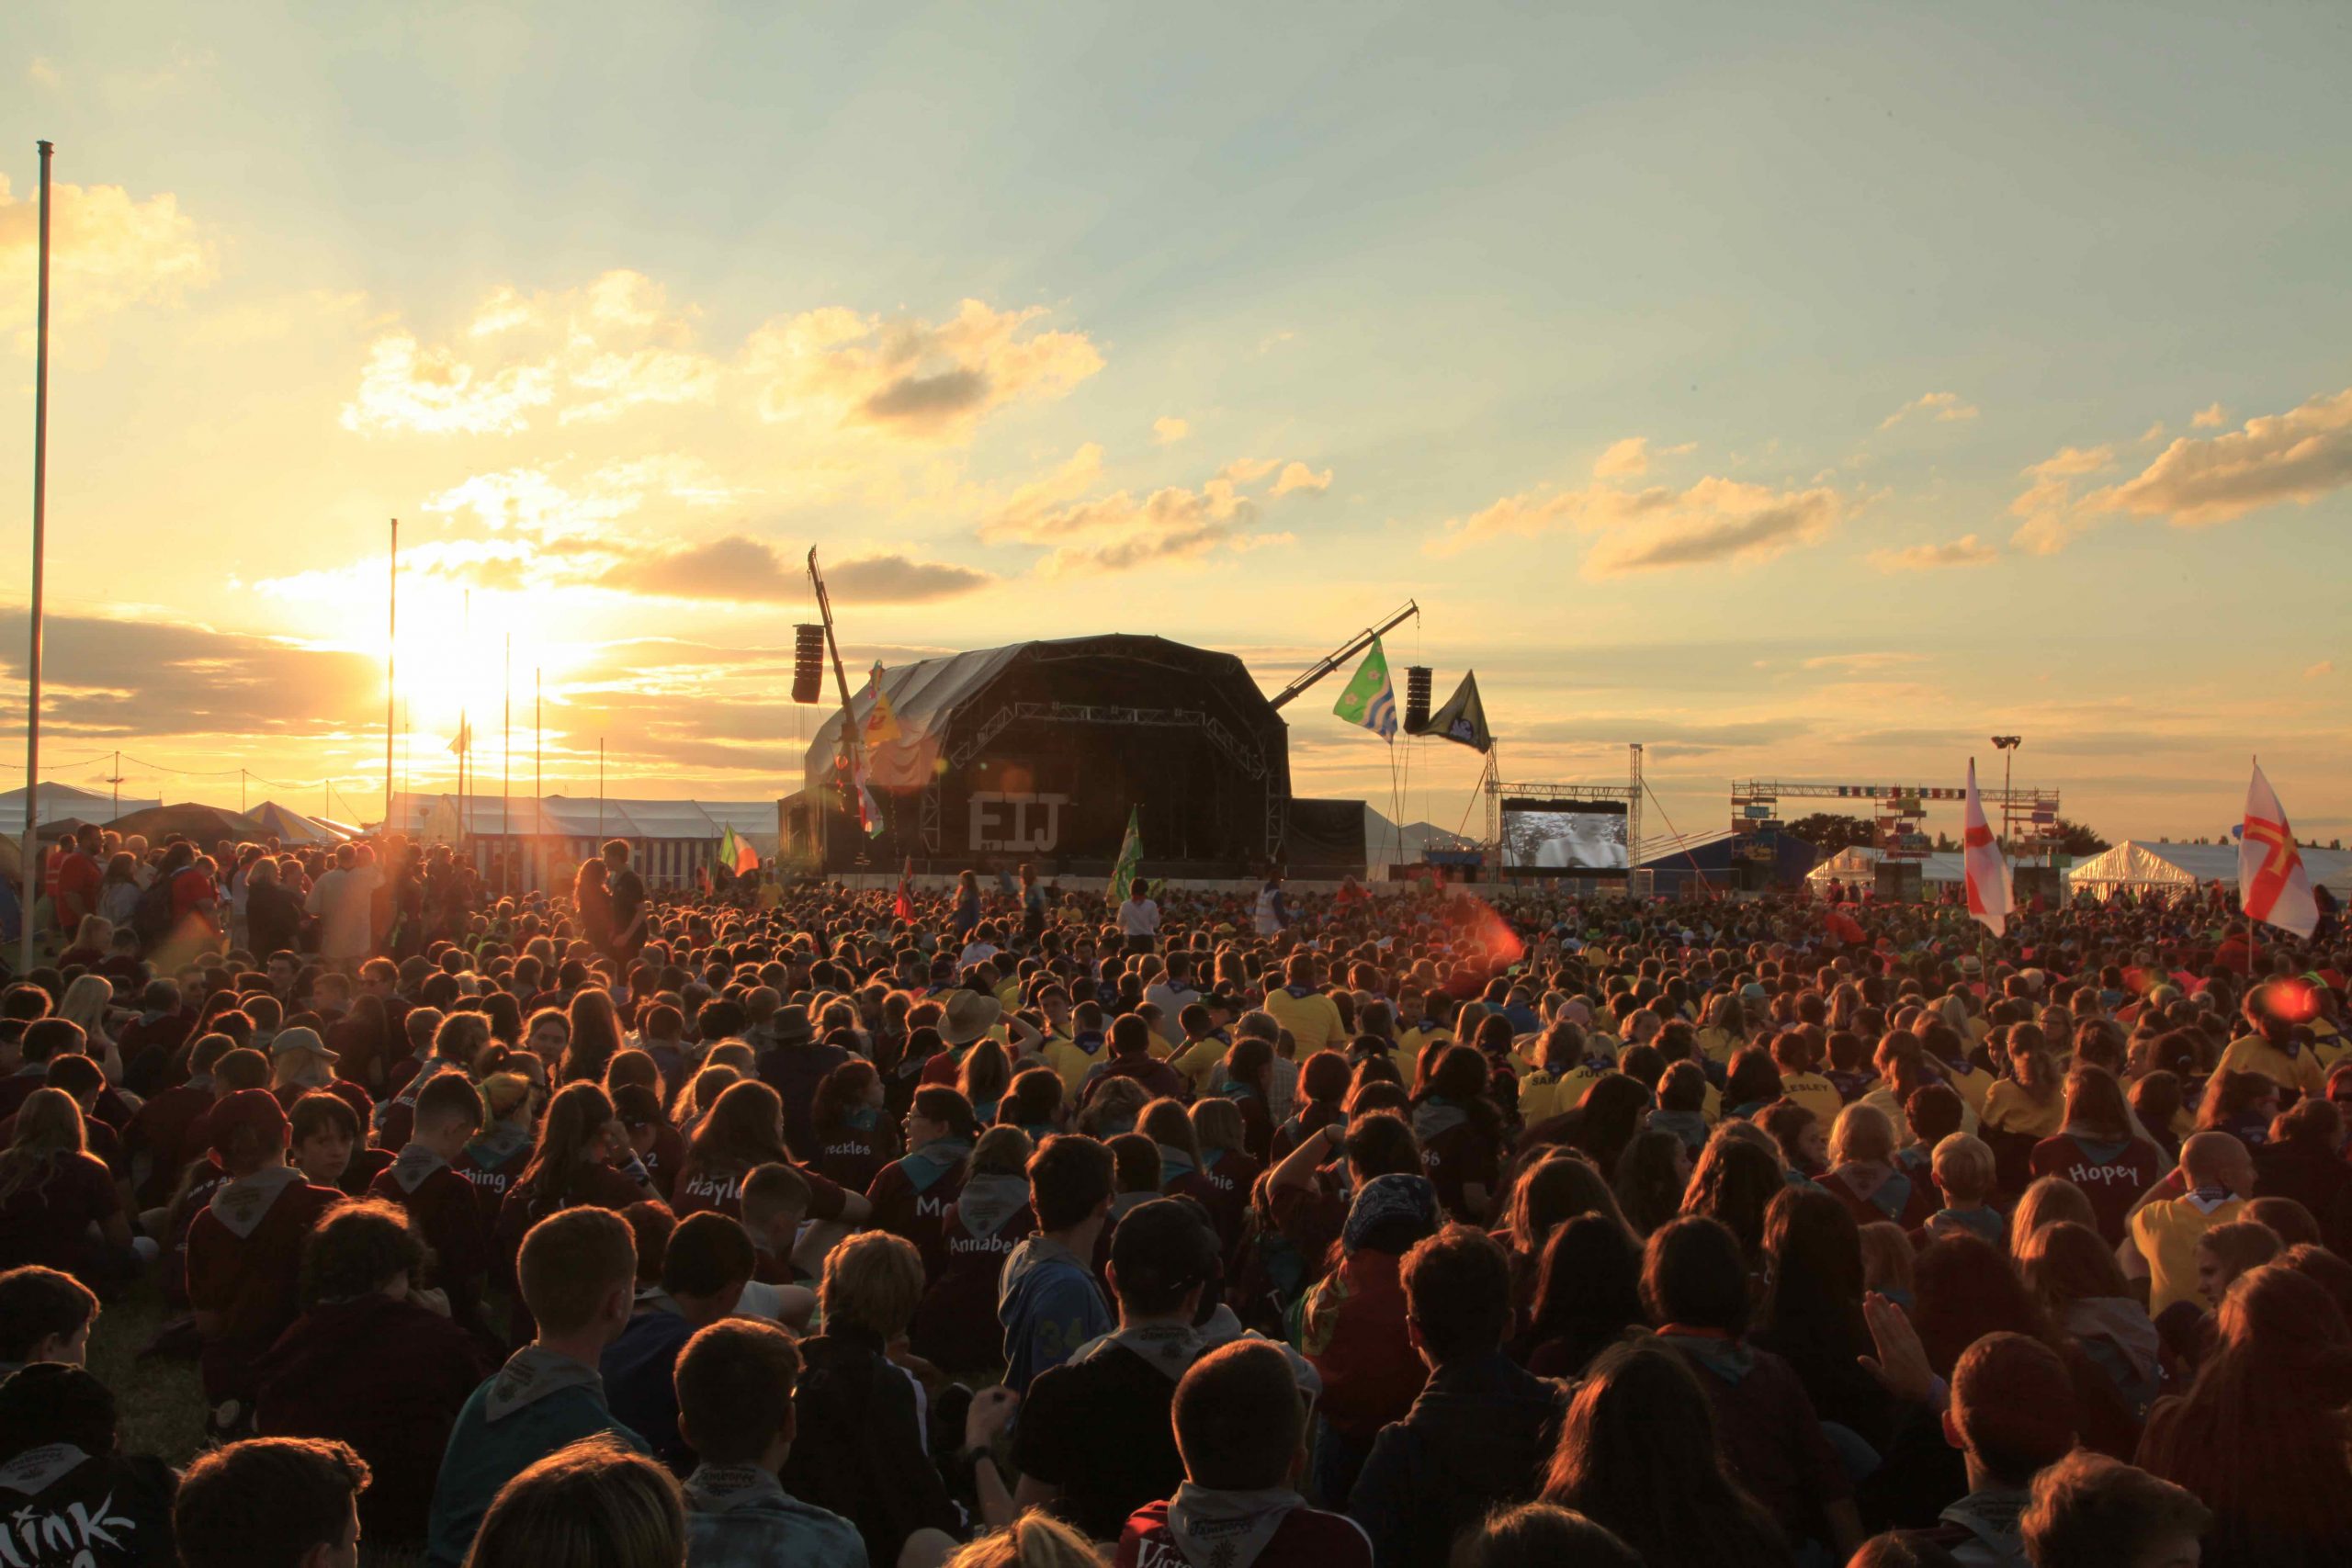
[1501,800,1630,872]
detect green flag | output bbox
[1332,634,1399,739]
[1111,807,1144,898]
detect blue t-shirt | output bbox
[426,1366,649,1568]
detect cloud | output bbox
[2010,385,2352,554]
[1594,437,1652,478]
[1430,473,1843,578]
[0,176,216,334]
[607,536,990,605]
[1218,457,1279,484]
[1152,416,1190,446]
[1799,652,1926,672]
[27,59,61,88]
[987,469,1259,576]
[741,298,1102,441]
[2140,422,2167,444]
[2100,387,2352,525]
[2308,660,2335,680]
[1869,534,1996,572]
[1879,391,1980,431]
[342,333,558,435]
[0,610,378,739]
[2192,402,2226,429]
[1272,461,1332,496]
[560,345,721,424]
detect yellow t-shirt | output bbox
[2132,1194,2248,1316]
[1696,1026,1740,1066]
[1265,987,1346,1058]
[1941,1062,1996,1117]
[1396,1028,1451,1080]
[1038,1034,1096,1097]
[1781,1071,1844,1131]
[2217,1034,2327,1100]
[1169,1034,1230,1094]
[1981,1080,2065,1139]
[1519,1069,1568,1127]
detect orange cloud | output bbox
[0,175,214,334]
[1879,391,1980,431]
[1429,473,1843,577]
[1870,535,1996,572]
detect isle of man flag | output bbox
[2241,762,2319,938]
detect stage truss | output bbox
[1485,746,1646,886]
[1729,778,2063,863]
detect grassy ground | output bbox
[89,1280,424,1567]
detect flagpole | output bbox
[18,141,54,978]
[384,517,397,838]
[2247,753,2258,979]
[501,633,511,899]
[534,666,542,893]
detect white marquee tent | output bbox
[2066,840,2352,897]
[1804,845,1970,888]
[384,793,779,889]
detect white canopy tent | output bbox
[2066,840,2352,897]
[382,793,780,889]
[1804,845,1970,888]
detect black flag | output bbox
[1417,671,1492,752]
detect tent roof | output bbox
[2069,840,2352,894]
[0,784,163,834]
[246,801,349,845]
[1804,846,1970,885]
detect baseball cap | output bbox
[208,1088,289,1158]
[1109,1198,1220,1301]
[268,1025,338,1066]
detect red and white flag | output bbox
[2240,762,2318,939]
[1962,758,2010,936]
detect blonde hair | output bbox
[0,1089,89,1205]
[463,1434,684,1568]
[58,975,115,1041]
[1828,1103,1896,1169]
[1190,1096,1245,1156]
[1930,1132,1996,1203]
[971,1125,1035,1178]
[2008,1176,2098,1263]
[1858,1221,1916,1300]
[820,1230,925,1338]
[944,1512,1104,1568]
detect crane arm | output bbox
[1266,601,1419,711]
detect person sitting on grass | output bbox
[0,1361,180,1568]
[998,1133,1115,1397]
[254,1200,492,1549]
[674,1317,877,1568]
[2018,1450,2210,1568]
[184,1089,346,1442]
[0,1261,98,1375]
[175,1436,371,1568]
[603,1210,756,1473]
[368,1070,493,1337]
[1116,1338,1373,1568]
[427,1206,650,1568]
[1898,1331,2079,1565]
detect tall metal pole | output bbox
[597,739,605,841]
[19,141,55,977]
[501,633,511,897]
[534,666,541,893]
[385,518,397,835]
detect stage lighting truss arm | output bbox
[1266,601,1419,712]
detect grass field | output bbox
[90,1282,424,1567]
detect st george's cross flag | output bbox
[2240,762,2319,939]
[1961,758,2011,936]
[1333,635,1399,740]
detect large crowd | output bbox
[1,822,2347,1568]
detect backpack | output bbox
[130,874,177,948]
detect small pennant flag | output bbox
[1418,671,1492,753]
[720,825,759,874]
[1961,758,2011,936]
[1333,635,1398,740]
[851,754,885,839]
[447,720,471,756]
[2241,762,2319,939]
[864,662,904,747]
[1111,807,1144,897]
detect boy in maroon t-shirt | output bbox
[1116,1338,1372,1568]
[185,1089,345,1439]
[368,1072,494,1338]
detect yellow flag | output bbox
[864,661,903,746]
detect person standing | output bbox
[602,840,648,965]
[306,845,382,972]
[1117,878,1161,955]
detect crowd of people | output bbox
[1,819,2347,1568]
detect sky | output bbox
[0,2,2346,852]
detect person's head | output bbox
[905,1085,979,1148]
[1948,1332,2077,1488]
[2020,1452,2210,1568]
[2017,1220,2131,1319]
[1931,1132,1997,1208]
[819,1230,926,1339]
[517,1206,638,1346]
[413,1069,486,1155]
[1171,1339,1306,1490]
[1828,1101,1897,1169]
[300,1200,425,1309]
[2010,1177,2098,1260]
[0,1263,98,1366]
[936,1513,1102,1568]
[1107,1198,1220,1319]
[2195,1219,2283,1309]
[209,1086,292,1176]
[1540,1338,1758,1564]
[1448,1504,1644,1568]
[1026,1133,1114,1233]
[739,1162,811,1250]
[2180,1129,2256,1197]
[465,1434,684,1568]
[661,1213,755,1322]
[1640,1215,1750,1335]
[1401,1224,1514,1367]
[175,1437,371,1568]
[0,1360,117,1463]
[1912,1233,2053,1376]
[675,1317,803,1471]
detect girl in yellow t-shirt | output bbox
[1982,1022,2067,1139]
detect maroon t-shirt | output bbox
[812,1117,899,1196]
[867,1156,968,1275]
[1419,1121,1501,1224]
[368,1163,493,1309]
[0,1150,120,1283]
[127,1082,214,1204]
[910,1196,1034,1371]
[2030,1134,2169,1245]
[186,1176,345,1400]
[1190,1147,1264,1254]
[671,1155,846,1225]
[1115,1499,1373,1568]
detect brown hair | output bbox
[465,1433,684,1568]
[516,1207,637,1336]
